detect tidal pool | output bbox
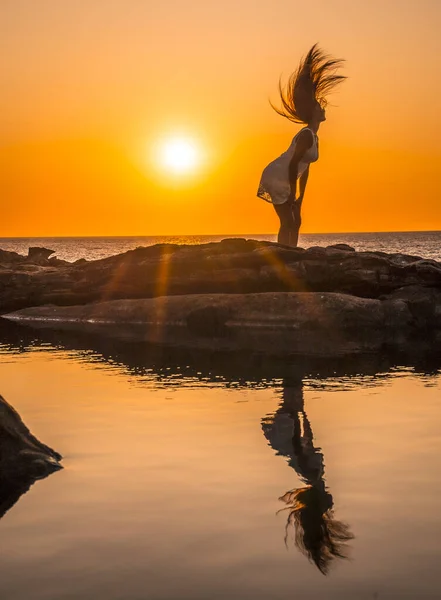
[1,322,440,599]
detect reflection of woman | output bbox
[257,45,346,247]
[262,379,353,574]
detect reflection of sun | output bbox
[158,137,200,174]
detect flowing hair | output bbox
[278,486,354,575]
[271,44,346,124]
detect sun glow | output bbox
[158,137,200,174]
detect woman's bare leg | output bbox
[274,202,297,246]
[290,202,302,247]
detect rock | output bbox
[0,394,62,478]
[186,305,231,336]
[48,257,69,267]
[0,394,62,519]
[27,247,55,262]
[305,246,328,257]
[388,253,424,266]
[386,285,441,329]
[0,249,27,267]
[2,291,417,356]
[327,244,356,252]
[0,240,440,327]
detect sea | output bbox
[1,232,441,600]
[1,230,441,262]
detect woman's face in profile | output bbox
[312,103,326,123]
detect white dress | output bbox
[257,128,319,205]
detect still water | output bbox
[1,322,441,599]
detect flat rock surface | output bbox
[2,291,423,355]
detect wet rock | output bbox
[0,394,62,478]
[0,394,62,519]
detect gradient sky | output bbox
[2,0,441,235]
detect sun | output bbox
[158,137,200,174]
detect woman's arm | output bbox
[288,129,313,203]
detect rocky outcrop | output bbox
[27,246,55,262]
[0,239,440,314]
[0,394,62,519]
[0,248,27,266]
[1,239,441,354]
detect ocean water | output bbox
[1,231,441,262]
[0,321,441,600]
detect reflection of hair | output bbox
[279,486,353,575]
[271,44,346,124]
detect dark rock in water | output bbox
[27,246,55,262]
[0,394,62,519]
[0,394,62,477]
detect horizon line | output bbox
[0,230,441,239]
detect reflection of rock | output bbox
[263,381,353,574]
[0,395,62,520]
[1,316,441,386]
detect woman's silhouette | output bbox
[261,379,353,574]
[257,45,346,247]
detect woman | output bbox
[257,45,346,247]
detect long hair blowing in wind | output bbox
[278,486,354,575]
[271,44,346,124]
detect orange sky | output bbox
[2,0,441,236]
